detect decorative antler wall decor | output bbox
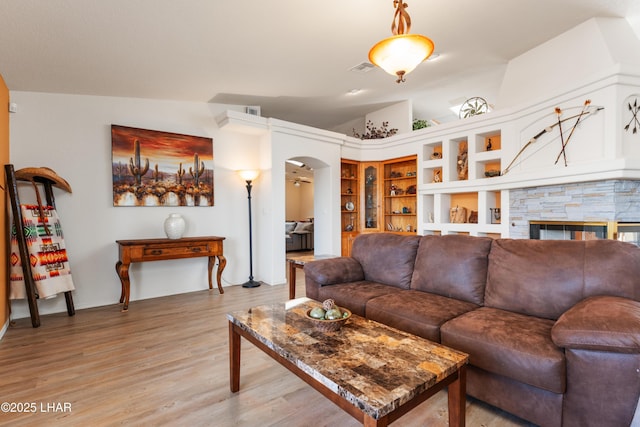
[502,100,603,175]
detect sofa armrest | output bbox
[551,295,640,353]
[303,257,364,286]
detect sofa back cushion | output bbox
[410,235,492,304]
[485,239,640,320]
[293,221,313,233]
[351,233,421,289]
[583,239,640,301]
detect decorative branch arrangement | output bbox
[502,100,603,175]
[353,120,399,140]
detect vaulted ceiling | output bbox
[1,1,639,131]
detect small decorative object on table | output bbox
[164,213,186,239]
[306,299,351,332]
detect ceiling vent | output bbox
[349,62,376,73]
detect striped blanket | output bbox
[9,204,75,300]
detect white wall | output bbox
[498,17,640,108]
[263,122,344,283]
[365,100,413,135]
[8,92,261,318]
[285,180,313,220]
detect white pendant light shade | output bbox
[368,1,435,83]
[369,34,434,81]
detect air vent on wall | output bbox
[349,62,376,73]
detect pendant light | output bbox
[368,1,434,83]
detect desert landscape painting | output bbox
[111,125,214,206]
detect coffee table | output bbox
[227,298,468,426]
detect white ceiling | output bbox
[1,0,639,131]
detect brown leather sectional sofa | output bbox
[304,233,640,427]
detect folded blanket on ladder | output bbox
[10,204,75,300]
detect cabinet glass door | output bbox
[364,165,378,229]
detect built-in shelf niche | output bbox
[422,141,443,185]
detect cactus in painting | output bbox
[152,164,160,182]
[128,140,149,185]
[189,153,205,187]
[177,163,185,184]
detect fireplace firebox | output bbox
[530,221,640,246]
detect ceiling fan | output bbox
[291,177,312,187]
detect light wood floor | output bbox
[0,271,536,426]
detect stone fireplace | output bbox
[508,179,640,240]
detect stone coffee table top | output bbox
[227,298,468,420]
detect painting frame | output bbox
[111,125,214,207]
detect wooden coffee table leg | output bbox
[364,414,388,427]
[288,261,296,299]
[229,321,241,392]
[447,365,467,427]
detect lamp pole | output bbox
[239,170,260,288]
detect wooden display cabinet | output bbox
[341,159,359,233]
[341,159,360,256]
[340,156,417,254]
[382,155,417,234]
[361,162,383,233]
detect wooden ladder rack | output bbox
[5,164,75,327]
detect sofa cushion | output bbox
[366,290,479,342]
[293,221,313,232]
[410,235,492,305]
[351,233,421,289]
[551,295,640,353]
[316,281,399,317]
[441,306,565,394]
[485,239,588,320]
[285,221,297,233]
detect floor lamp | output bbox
[238,170,261,288]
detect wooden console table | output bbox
[115,236,226,311]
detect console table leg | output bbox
[115,261,131,312]
[215,255,226,294]
[207,256,214,290]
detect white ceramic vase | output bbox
[164,213,186,239]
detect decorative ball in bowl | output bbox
[306,299,351,332]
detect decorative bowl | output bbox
[305,307,352,332]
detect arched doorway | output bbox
[284,156,333,255]
[285,158,315,252]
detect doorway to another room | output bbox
[285,158,314,254]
